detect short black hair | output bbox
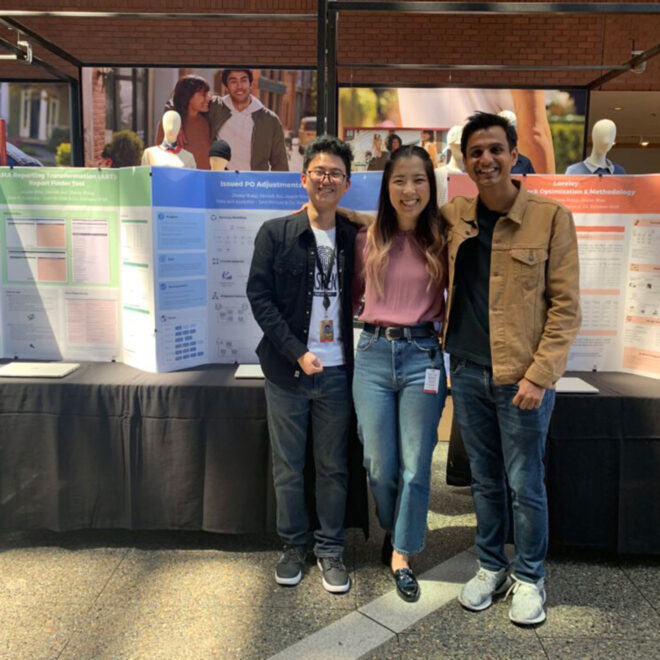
[221,69,254,87]
[209,139,232,160]
[303,135,353,180]
[461,111,517,156]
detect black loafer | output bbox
[392,568,420,602]
[381,533,393,567]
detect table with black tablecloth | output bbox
[0,362,368,536]
[447,372,660,554]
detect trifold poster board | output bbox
[0,167,658,379]
[0,166,379,373]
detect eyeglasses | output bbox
[307,168,347,183]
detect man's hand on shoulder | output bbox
[297,351,323,375]
[512,378,545,410]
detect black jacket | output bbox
[246,210,358,388]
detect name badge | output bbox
[424,368,441,393]
[320,319,334,343]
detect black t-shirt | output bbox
[445,200,502,366]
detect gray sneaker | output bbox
[317,556,351,594]
[275,545,306,586]
[458,566,512,611]
[508,576,546,625]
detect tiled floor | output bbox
[1,437,659,659]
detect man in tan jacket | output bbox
[443,112,580,626]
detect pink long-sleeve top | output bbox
[353,227,447,326]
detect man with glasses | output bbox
[247,135,357,593]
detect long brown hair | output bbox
[172,75,210,119]
[364,145,446,297]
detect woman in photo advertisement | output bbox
[352,145,448,602]
[156,74,212,169]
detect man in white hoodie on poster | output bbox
[207,69,289,172]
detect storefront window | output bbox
[105,67,148,139]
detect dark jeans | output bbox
[264,366,350,557]
[450,356,556,583]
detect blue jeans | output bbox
[353,331,447,556]
[449,356,556,583]
[265,366,350,557]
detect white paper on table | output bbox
[234,364,264,379]
[555,377,599,394]
[0,361,80,378]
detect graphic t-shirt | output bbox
[307,226,344,366]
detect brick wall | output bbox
[2,0,659,161]
[2,1,658,89]
[0,0,660,90]
[336,11,660,90]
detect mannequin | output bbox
[565,119,626,175]
[209,139,232,171]
[142,110,197,168]
[497,110,535,175]
[440,125,465,174]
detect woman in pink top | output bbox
[353,145,448,603]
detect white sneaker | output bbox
[508,576,546,625]
[458,566,512,611]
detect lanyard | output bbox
[315,247,336,312]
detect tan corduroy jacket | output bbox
[441,183,581,389]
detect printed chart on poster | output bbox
[0,168,123,362]
[149,170,303,371]
[146,168,379,371]
[448,173,660,379]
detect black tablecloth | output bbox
[446,372,660,554]
[0,362,369,536]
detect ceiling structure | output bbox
[1,1,659,163]
[589,91,660,145]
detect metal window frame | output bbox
[322,1,660,136]
[0,11,316,165]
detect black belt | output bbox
[363,322,437,341]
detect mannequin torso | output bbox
[565,118,626,175]
[143,110,197,169]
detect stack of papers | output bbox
[0,362,81,378]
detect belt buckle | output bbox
[384,327,397,341]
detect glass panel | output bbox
[105,75,115,129]
[117,79,133,130]
[134,69,146,139]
